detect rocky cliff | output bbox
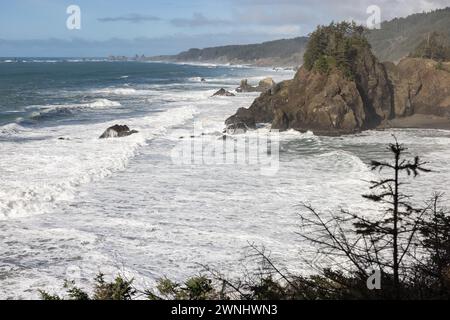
[386,58,450,117]
[226,57,450,135]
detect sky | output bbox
[0,0,449,57]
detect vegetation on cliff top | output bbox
[367,7,450,62]
[410,32,450,62]
[303,22,370,79]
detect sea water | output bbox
[1,59,449,299]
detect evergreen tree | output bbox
[410,32,450,61]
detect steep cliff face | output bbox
[385,58,450,118]
[225,19,450,135]
[226,47,394,135]
[226,57,450,135]
[353,47,394,126]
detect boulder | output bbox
[225,122,249,135]
[225,107,257,130]
[99,125,138,139]
[258,77,276,91]
[236,78,276,93]
[236,79,256,93]
[212,88,235,97]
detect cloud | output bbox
[98,14,161,24]
[2,0,448,57]
[171,13,231,28]
[227,0,450,33]
[230,0,450,21]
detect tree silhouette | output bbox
[298,137,431,299]
[356,137,431,298]
[415,193,450,298]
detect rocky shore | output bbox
[225,35,450,136]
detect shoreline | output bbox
[241,115,450,137]
[380,114,450,130]
[146,59,298,70]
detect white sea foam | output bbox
[5,65,450,300]
[0,106,196,220]
[27,99,122,118]
[0,123,26,136]
[92,88,160,96]
[86,99,122,109]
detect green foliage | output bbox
[147,276,218,300]
[39,290,62,301]
[410,32,450,61]
[64,280,90,300]
[367,7,450,62]
[247,276,286,300]
[313,56,331,74]
[163,8,450,65]
[173,37,309,66]
[303,21,369,78]
[39,273,135,301]
[92,273,136,300]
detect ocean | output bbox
[1,59,450,299]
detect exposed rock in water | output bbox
[224,122,249,135]
[99,125,139,139]
[236,79,255,93]
[258,77,276,91]
[236,78,276,93]
[225,107,257,131]
[212,88,235,97]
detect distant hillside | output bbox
[150,8,450,67]
[366,7,450,62]
[150,37,308,68]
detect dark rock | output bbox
[272,109,290,131]
[99,125,139,139]
[212,88,235,97]
[225,122,250,135]
[225,107,257,130]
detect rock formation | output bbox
[224,122,249,135]
[226,34,450,135]
[385,58,450,118]
[99,125,139,139]
[236,78,276,93]
[212,88,235,97]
